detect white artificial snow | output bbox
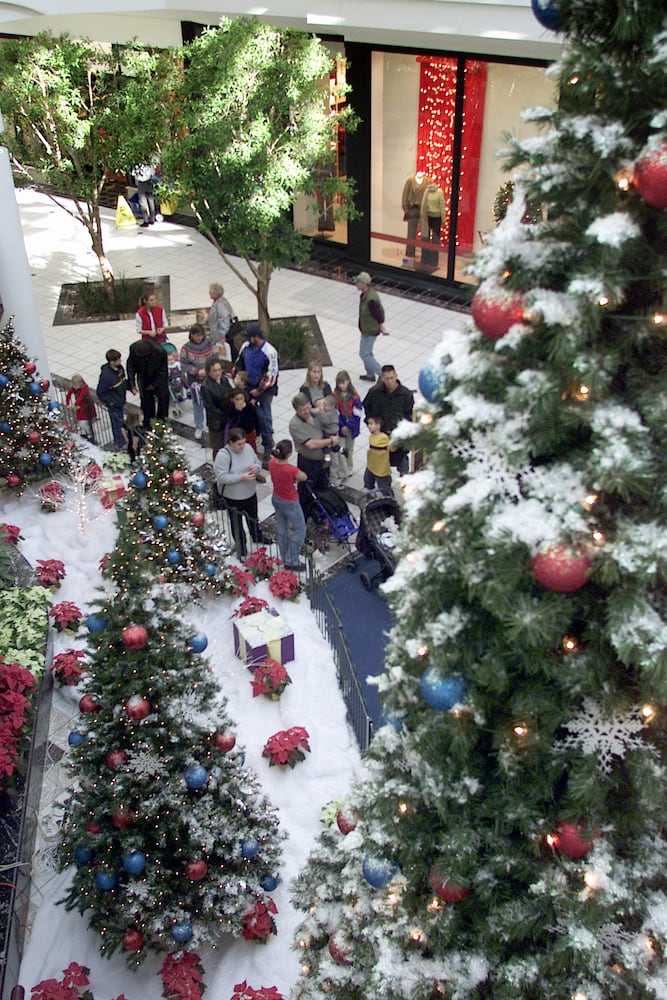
[586,213,640,248]
[610,521,667,576]
[556,698,649,774]
[526,289,581,327]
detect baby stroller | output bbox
[164,342,187,416]
[356,493,403,590]
[302,482,358,555]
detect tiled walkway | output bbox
[18,187,470,527]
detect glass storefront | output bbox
[369,51,555,284]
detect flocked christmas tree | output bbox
[0,318,71,491]
[102,420,235,597]
[292,2,667,997]
[58,589,285,971]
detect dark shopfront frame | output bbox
[316,40,550,302]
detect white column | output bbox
[0,111,52,383]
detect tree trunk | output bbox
[256,260,272,336]
[90,227,115,293]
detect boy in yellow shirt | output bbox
[364,416,394,497]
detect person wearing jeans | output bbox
[354,271,388,383]
[213,428,264,559]
[180,323,215,441]
[268,440,308,571]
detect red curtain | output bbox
[416,57,487,253]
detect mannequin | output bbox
[401,170,431,258]
[419,182,446,270]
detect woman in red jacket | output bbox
[135,290,168,343]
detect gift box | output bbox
[233,607,294,668]
[100,475,126,509]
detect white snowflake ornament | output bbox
[556,698,649,773]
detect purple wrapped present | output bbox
[233,606,295,667]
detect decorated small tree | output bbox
[292,2,667,997]
[58,590,285,976]
[103,421,234,597]
[0,319,71,492]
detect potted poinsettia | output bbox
[0,655,36,793]
[231,981,284,1000]
[39,480,65,513]
[30,962,128,1000]
[243,547,283,581]
[250,659,291,701]
[48,601,83,634]
[268,570,301,602]
[34,558,66,589]
[262,726,310,768]
[160,951,205,1000]
[51,649,87,686]
[1,523,22,545]
[230,565,254,597]
[233,595,269,619]
[241,898,278,942]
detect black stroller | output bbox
[302,482,358,555]
[356,493,403,590]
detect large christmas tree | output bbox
[292,2,667,997]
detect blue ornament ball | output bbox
[39,453,52,467]
[205,562,216,577]
[184,765,208,790]
[195,480,208,493]
[241,838,260,859]
[530,0,562,31]
[166,549,181,565]
[0,422,10,433]
[95,869,118,891]
[153,514,169,530]
[86,614,108,633]
[418,359,448,402]
[171,921,193,943]
[29,382,42,395]
[186,632,208,653]
[0,375,8,387]
[379,714,404,732]
[48,401,61,413]
[74,844,94,864]
[132,472,148,489]
[260,875,278,892]
[362,855,400,889]
[122,850,146,875]
[420,668,467,712]
[68,731,86,747]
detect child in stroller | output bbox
[355,492,403,590]
[165,343,187,416]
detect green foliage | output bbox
[0,586,49,673]
[269,318,307,365]
[70,275,147,319]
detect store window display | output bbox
[419,182,446,270]
[401,170,431,258]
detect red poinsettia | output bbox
[250,659,291,700]
[51,649,87,686]
[159,950,204,1000]
[31,962,127,1000]
[35,559,66,588]
[241,897,278,942]
[1,522,22,545]
[39,480,65,513]
[48,601,83,633]
[231,982,284,1000]
[0,656,36,788]
[230,564,254,597]
[243,547,283,580]
[262,726,310,768]
[233,595,270,619]
[268,570,301,602]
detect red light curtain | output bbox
[416,57,487,253]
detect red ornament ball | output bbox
[79,694,101,714]
[40,379,50,391]
[125,695,151,721]
[6,474,21,489]
[85,821,102,836]
[122,928,145,952]
[112,810,134,830]
[428,864,471,902]
[532,545,592,593]
[185,859,209,881]
[634,138,667,209]
[105,749,128,770]
[191,511,205,528]
[328,930,352,966]
[551,821,598,859]
[28,431,41,444]
[336,805,360,835]
[121,624,149,650]
[170,469,187,485]
[214,731,236,753]
[24,361,37,375]
[471,285,525,340]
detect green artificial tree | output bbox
[58,589,285,976]
[161,17,358,332]
[292,2,667,998]
[102,421,235,597]
[0,319,71,492]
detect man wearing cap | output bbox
[354,271,388,383]
[233,323,279,457]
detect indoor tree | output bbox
[161,17,357,332]
[292,1,667,997]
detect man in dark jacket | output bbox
[234,323,279,458]
[96,349,128,448]
[363,364,414,475]
[127,338,169,429]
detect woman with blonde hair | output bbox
[207,281,239,362]
[299,361,332,407]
